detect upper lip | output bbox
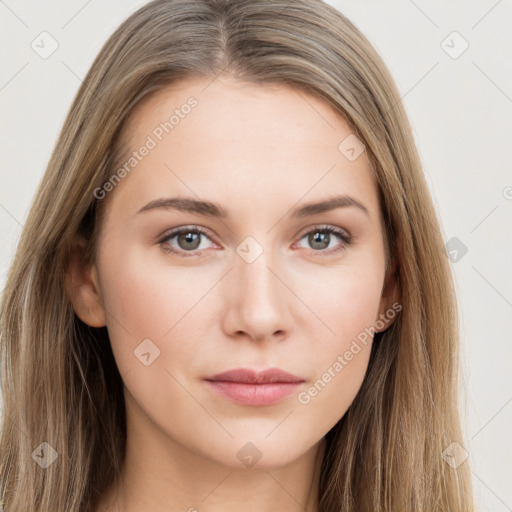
[205,368,305,384]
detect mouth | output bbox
[204,368,305,406]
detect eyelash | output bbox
[158,224,352,258]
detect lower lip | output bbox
[204,380,303,406]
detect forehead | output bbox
[106,75,379,221]
[124,75,354,151]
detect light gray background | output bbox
[1,1,511,510]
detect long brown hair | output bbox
[0,0,474,510]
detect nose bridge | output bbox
[237,241,281,306]
[227,236,290,339]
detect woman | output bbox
[0,0,474,510]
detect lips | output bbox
[205,368,305,384]
[204,368,305,406]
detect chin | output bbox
[200,432,320,470]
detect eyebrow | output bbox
[136,194,370,219]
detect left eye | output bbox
[295,225,351,254]
[158,225,351,257]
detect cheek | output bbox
[292,268,381,430]
[293,251,384,346]
[98,243,212,372]
[293,339,372,447]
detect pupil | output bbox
[180,232,200,249]
[310,231,329,250]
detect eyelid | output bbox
[158,224,214,241]
[295,223,351,243]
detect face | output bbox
[70,75,397,469]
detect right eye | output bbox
[158,226,218,257]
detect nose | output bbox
[222,245,293,343]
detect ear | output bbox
[375,258,400,333]
[64,237,107,328]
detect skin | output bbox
[67,74,398,512]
